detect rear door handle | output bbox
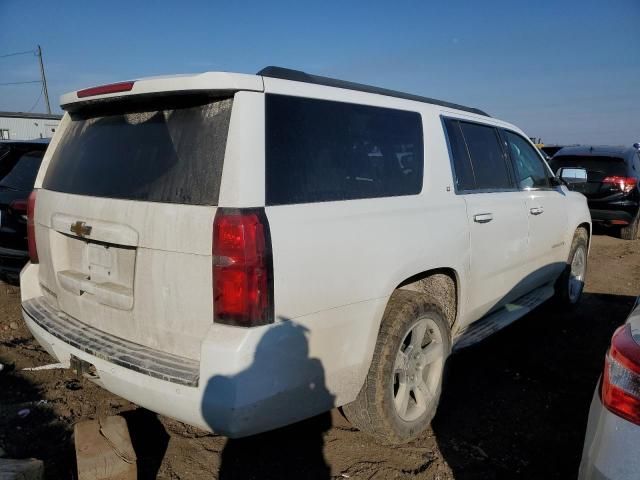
[530,207,544,215]
[473,213,493,224]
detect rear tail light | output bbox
[601,324,640,425]
[77,81,135,98]
[9,199,28,215]
[212,208,273,327]
[603,176,638,193]
[27,190,38,263]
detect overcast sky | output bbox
[1,0,638,145]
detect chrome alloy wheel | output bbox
[392,317,445,422]
[569,245,586,303]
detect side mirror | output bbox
[558,167,588,184]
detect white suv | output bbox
[20,67,591,443]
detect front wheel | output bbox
[343,290,451,444]
[554,227,589,307]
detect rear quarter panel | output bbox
[262,86,471,404]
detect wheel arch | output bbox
[395,267,460,329]
[577,221,591,250]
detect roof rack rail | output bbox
[257,66,490,117]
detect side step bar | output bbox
[453,284,555,351]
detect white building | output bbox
[0,111,63,141]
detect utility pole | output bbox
[36,45,51,114]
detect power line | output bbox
[0,80,42,86]
[26,84,44,113]
[0,46,51,113]
[37,45,51,114]
[0,49,36,59]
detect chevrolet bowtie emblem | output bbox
[70,221,92,238]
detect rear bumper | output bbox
[588,198,639,225]
[589,209,637,224]
[0,245,28,275]
[579,383,640,480]
[19,265,338,437]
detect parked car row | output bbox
[1,66,637,478]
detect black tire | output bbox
[554,227,589,308]
[343,290,451,444]
[620,211,640,240]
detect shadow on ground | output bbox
[432,292,636,479]
[592,223,623,239]
[0,352,74,479]
[121,409,170,480]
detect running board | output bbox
[453,285,555,351]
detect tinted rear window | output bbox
[43,97,233,205]
[265,95,423,205]
[443,119,475,191]
[458,121,512,190]
[549,155,627,178]
[0,151,43,191]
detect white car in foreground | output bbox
[579,297,640,479]
[20,66,591,443]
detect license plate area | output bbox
[53,232,137,310]
[87,243,115,280]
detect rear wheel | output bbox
[554,227,589,307]
[343,290,451,444]
[620,211,640,240]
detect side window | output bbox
[443,119,475,191]
[503,130,550,189]
[459,122,512,190]
[265,95,424,205]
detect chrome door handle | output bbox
[530,207,544,215]
[473,213,493,223]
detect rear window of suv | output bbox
[549,155,627,178]
[43,96,233,205]
[265,95,424,205]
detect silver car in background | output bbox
[579,297,640,479]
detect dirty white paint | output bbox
[20,69,593,438]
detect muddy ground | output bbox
[1,231,638,479]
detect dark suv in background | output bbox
[550,145,640,240]
[0,140,48,281]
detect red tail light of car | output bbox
[603,176,638,194]
[212,208,273,327]
[9,199,28,214]
[601,324,640,425]
[27,190,38,263]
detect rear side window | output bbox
[265,95,423,205]
[460,122,512,190]
[443,119,475,191]
[549,155,627,179]
[0,150,43,191]
[43,96,233,205]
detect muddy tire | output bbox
[343,290,451,444]
[554,227,589,308]
[620,212,640,240]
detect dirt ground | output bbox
[1,231,638,479]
